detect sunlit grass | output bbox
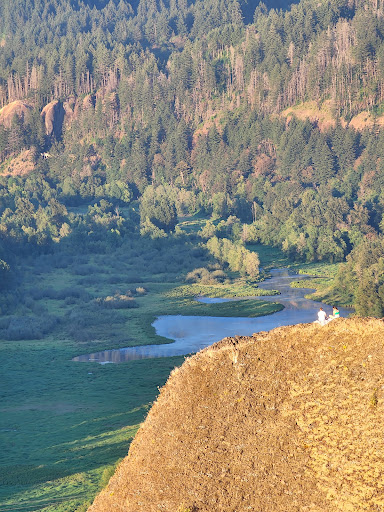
[293,261,341,277]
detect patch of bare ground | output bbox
[348,111,384,131]
[282,101,384,133]
[282,100,340,131]
[88,318,384,512]
[1,149,36,176]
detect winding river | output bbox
[72,269,351,363]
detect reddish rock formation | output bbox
[0,100,32,128]
[41,100,65,137]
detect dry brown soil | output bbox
[88,318,384,512]
[282,101,384,132]
[1,149,36,176]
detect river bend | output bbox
[73,269,351,363]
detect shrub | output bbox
[23,296,35,310]
[1,314,59,340]
[58,287,90,301]
[99,465,116,489]
[0,317,10,329]
[70,328,93,342]
[176,506,198,512]
[67,304,125,342]
[77,275,104,286]
[28,287,90,301]
[185,267,226,285]
[29,288,48,300]
[74,502,92,512]
[67,305,125,328]
[122,274,144,284]
[96,294,138,309]
[211,269,226,283]
[51,253,73,269]
[186,267,210,284]
[32,255,55,274]
[72,264,99,276]
[107,275,122,284]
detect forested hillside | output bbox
[1,0,384,314]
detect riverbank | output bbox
[73,268,351,364]
[0,236,341,512]
[288,262,353,308]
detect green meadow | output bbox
[0,227,284,512]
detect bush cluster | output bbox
[66,304,126,341]
[186,267,227,285]
[29,287,90,302]
[95,294,138,309]
[0,314,59,340]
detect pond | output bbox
[72,269,351,363]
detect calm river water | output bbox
[72,269,351,363]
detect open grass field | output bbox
[1,344,183,512]
[0,228,286,512]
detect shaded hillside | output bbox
[88,318,384,512]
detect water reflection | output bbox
[72,269,351,363]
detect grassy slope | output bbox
[282,100,384,132]
[89,318,384,512]
[0,230,285,511]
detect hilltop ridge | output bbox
[88,318,384,512]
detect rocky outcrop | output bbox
[41,100,65,138]
[63,96,76,125]
[82,94,94,110]
[88,318,384,512]
[0,98,76,136]
[0,100,32,128]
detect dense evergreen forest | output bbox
[1,0,384,315]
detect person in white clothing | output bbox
[317,307,327,326]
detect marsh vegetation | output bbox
[0,214,290,512]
